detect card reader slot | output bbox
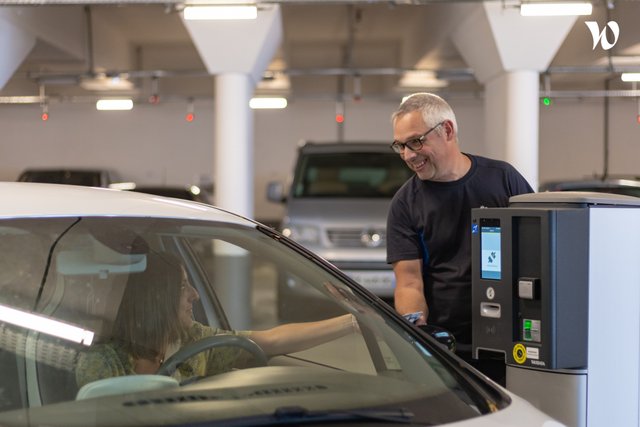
[480,302,501,318]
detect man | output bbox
[386,93,533,384]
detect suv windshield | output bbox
[292,152,412,198]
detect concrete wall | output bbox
[1,95,639,223]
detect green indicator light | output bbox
[524,319,532,329]
[542,97,551,106]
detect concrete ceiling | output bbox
[2,0,640,106]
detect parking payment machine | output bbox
[471,192,640,427]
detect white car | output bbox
[0,183,563,427]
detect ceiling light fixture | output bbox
[81,74,134,91]
[520,2,593,16]
[249,97,287,109]
[621,73,640,82]
[96,99,134,111]
[398,70,449,89]
[183,5,257,20]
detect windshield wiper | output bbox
[186,405,419,426]
[274,405,415,424]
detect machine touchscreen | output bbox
[480,219,501,280]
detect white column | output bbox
[214,73,254,218]
[213,73,254,330]
[485,71,540,190]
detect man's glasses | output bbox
[390,121,445,154]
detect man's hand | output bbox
[392,259,428,325]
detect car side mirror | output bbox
[267,182,286,203]
[419,324,456,353]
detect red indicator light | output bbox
[335,114,344,123]
[185,113,195,122]
[41,112,49,121]
[149,95,160,105]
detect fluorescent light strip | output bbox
[520,2,592,16]
[183,5,257,20]
[0,96,43,104]
[96,99,133,111]
[249,97,288,109]
[0,304,94,346]
[621,73,640,82]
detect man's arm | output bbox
[393,259,428,325]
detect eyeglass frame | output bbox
[390,121,446,154]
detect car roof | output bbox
[0,182,251,225]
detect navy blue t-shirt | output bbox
[386,154,533,345]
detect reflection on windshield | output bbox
[0,304,94,346]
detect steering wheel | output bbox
[157,335,269,376]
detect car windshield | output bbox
[0,217,501,426]
[292,152,412,198]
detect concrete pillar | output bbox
[485,70,540,187]
[182,5,282,216]
[214,73,254,218]
[182,6,282,327]
[452,2,578,190]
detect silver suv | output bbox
[267,142,412,319]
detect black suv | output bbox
[17,168,119,188]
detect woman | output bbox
[76,251,357,387]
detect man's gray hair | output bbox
[391,93,458,134]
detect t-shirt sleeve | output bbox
[386,191,423,264]
[506,165,535,195]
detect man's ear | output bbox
[442,120,454,140]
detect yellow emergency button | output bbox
[513,343,527,364]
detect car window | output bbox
[0,217,500,426]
